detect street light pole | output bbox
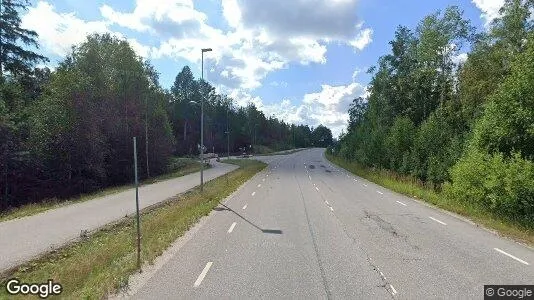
[226,105,230,160]
[200,48,212,191]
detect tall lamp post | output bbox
[200,48,212,191]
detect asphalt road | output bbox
[129,148,533,299]
[0,161,238,272]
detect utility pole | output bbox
[200,48,212,191]
[226,105,230,160]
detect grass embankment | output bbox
[258,148,306,156]
[0,158,205,223]
[326,153,534,246]
[0,159,266,299]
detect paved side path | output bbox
[0,161,238,272]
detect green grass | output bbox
[0,159,266,299]
[257,148,306,156]
[0,158,205,223]
[326,153,534,247]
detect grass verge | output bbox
[326,153,534,247]
[0,159,265,299]
[258,148,307,156]
[0,158,205,223]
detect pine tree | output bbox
[0,0,48,77]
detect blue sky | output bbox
[21,0,503,136]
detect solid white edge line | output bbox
[494,248,530,265]
[242,204,247,210]
[194,262,213,287]
[396,200,407,206]
[429,216,447,225]
[227,222,237,233]
[251,192,256,196]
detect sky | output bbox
[20,0,504,137]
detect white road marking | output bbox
[262,178,265,182]
[494,248,530,265]
[227,222,237,233]
[376,191,384,195]
[315,186,319,191]
[251,192,256,196]
[308,175,311,180]
[266,174,269,177]
[242,204,247,210]
[257,184,261,188]
[194,262,213,287]
[353,178,358,182]
[429,216,447,225]
[363,184,368,187]
[396,201,407,206]
[390,284,397,295]
[329,207,334,212]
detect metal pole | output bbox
[200,51,204,191]
[227,107,230,160]
[133,137,141,269]
[145,95,150,178]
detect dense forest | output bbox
[0,0,332,209]
[332,0,534,224]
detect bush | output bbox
[445,149,534,224]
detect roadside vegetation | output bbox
[327,152,534,246]
[0,158,204,223]
[330,1,533,244]
[0,159,266,299]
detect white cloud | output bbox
[472,0,504,27]
[21,1,150,58]
[227,81,366,137]
[349,27,373,50]
[22,1,109,56]
[99,0,371,91]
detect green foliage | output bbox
[0,0,48,76]
[471,33,534,158]
[445,149,534,224]
[337,1,534,225]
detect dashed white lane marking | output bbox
[194,262,213,287]
[251,192,256,196]
[494,248,530,265]
[315,186,319,191]
[390,284,398,296]
[396,200,407,206]
[227,222,237,233]
[325,200,330,206]
[242,204,247,210]
[308,175,311,180]
[376,191,384,195]
[262,178,265,182]
[266,174,269,177]
[429,216,447,225]
[329,206,334,212]
[353,178,358,182]
[257,184,261,188]
[363,184,368,187]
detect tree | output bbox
[0,0,48,77]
